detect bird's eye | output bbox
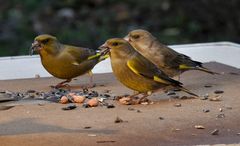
[42,39,49,44]
[132,35,140,39]
[112,42,119,46]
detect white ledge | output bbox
[0,41,239,80]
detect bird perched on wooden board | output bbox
[30,34,107,88]
[124,29,219,79]
[99,38,198,103]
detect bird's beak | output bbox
[124,35,130,42]
[29,41,41,56]
[98,43,110,55]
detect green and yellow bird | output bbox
[100,38,198,102]
[125,29,219,78]
[30,34,106,88]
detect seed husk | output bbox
[211,129,219,135]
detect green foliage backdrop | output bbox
[0,0,239,56]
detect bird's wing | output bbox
[157,42,202,68]
[159,45,218,74]
[127,53,182,86]
[64,45,97,65]
[156,43,182,68]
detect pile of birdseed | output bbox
[0,88,115,110]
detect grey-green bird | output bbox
[125,29,219,78]
[30,34,106,88]
[100,38,198,101]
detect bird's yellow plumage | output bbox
[30,34,105,88]
[100,38,197,102]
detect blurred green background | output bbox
[0,0,239,57]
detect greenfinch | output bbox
[100,38,198,102]
[125,29,219,78]
[30,34,105,88]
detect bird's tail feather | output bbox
[195,66,220,75]
[179,64,220,75]
[178,86,199,97]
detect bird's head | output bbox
[99,38,134,57]
[30,34,59,56]
[124,29,153,43]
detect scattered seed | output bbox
[216,113,225,118]
[88,134,96,137]
[72,95,85,103]
[114,117,123,123]
[219,108,223,112]
[159,117,164,120]
[167,91,176,96]
[82,103,89,108]
[62,104,77,110]
[237,133,240,135]
[128,107,135,111]
[214,90,224,94]
[96,140,116,143]
[194,125,205,129]
[84,126,91,129]
[83,88,88,94]
[136,110,141,113]
[98,97,106,102]
[204,85,212,88]
[60,96,69,104]
[211,129,219,135]
[103,94,111,98]
[174,103,181,107]
[141,102,149,105]
[172,128,181,132]
[209,95,221,101]
[203,109,210,113]
[201,94,209,100]
[87,98,99,107]
[106,104,115,108]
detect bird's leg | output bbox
[133,90,139,95]
[173,75,181,81]
[177,75,181,81]
[128,92,140,99]
[87,71,96,88]
[137,91,152,104]
[117,92,140,105]
[53,79,72,88]
[126,92,152,105]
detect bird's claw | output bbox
[50,83,70,89]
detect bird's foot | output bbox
[136,97,151,104]
[118,94,151,105]
[50,79,72,89]
[86,83,96,88]
[50,83,70,89]
[77,83,96,89]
